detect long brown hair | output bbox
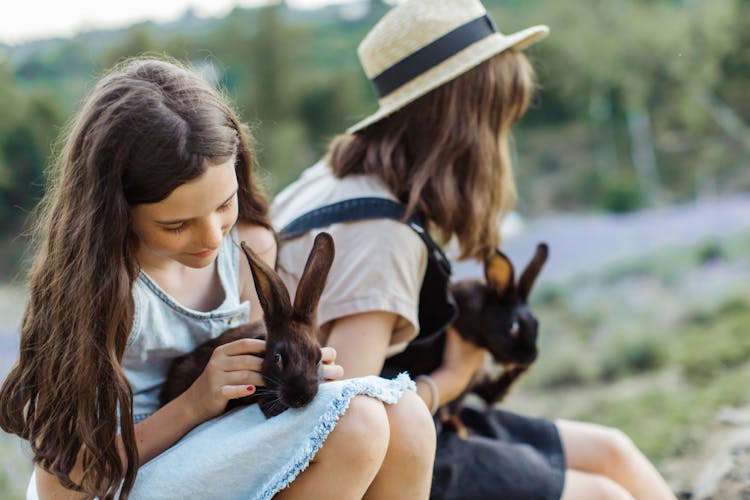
[328,49,535,260]
[0,58,269,498]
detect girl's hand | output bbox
[319,346,345,381]
[416,328,486,409]
[182,338,266,422]
[441,327,485,386]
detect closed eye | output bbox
[217,197,235,212]
[157,191,236,233]
[165,223,187,234]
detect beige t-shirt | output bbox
[271,161,427,351]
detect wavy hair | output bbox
[328,49,535,260]
[0,57,269,498]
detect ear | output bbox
[293,232,335,324]
[517,242,549,301]
[485,249,515,296]
[240,241,292,325]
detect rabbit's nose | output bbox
[285,391,316,408]
[282,376,319,407]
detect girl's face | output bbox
[130,157,239,269]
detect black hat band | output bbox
[371,14,498,98]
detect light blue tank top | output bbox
[122,229,251,422]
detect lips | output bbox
[189,248,217,258]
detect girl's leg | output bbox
[364,390,437,500]
[276,396,390,500]
[556,419,676,500]
[561,469,634,500]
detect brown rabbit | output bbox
[381,243,549,432]
[159,232,336,418]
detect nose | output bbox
[199,215,224,250]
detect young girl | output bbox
[272,0,677,499]
[0,58,436,500]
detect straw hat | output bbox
[347,0,549,133]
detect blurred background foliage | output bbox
[0,0,748,278]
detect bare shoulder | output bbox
[235,221,277,265]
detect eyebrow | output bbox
[155,189,238,225]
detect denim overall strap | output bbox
[279,197,408,238]
[278,197,457,343]
[279,197,452,275]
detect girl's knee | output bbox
[596,427,640,476]
[383,390,436,463]
[320,395,390,466]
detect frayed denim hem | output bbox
[256,373,415,500]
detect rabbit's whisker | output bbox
[270,399,287,414]
[262,374,284,387]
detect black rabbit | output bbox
[382,243,549,433]
[160,232,336,418]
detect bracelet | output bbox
[415,375,440,415]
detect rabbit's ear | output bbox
[517,243,549,302]
[485,249,515,297]
[293,232,335,324]
[240,241,293,325]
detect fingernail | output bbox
[246,385,256,393]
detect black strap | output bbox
[278,197,451,276]
[279,198,409,238]
[371,14,498,98]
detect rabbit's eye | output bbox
[509,320,520,337]
[274,352,283,367]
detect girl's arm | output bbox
[436,326,486,405]
[327,313,484,410]
[325,311,394,378]
[35,336,267,499]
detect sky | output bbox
[0,0,361,44]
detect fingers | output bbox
[445,326,484,356]
[319,346,343,380]
[217,338,266,356]
[221,354,263,372]
[220,384,259,400]
[223,370,265,387]
[442,327,485,379]
[320,346,337,364]
[319,363,344,381]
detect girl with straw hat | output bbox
[273,0,676,498]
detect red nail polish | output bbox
[246,385,255,392]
